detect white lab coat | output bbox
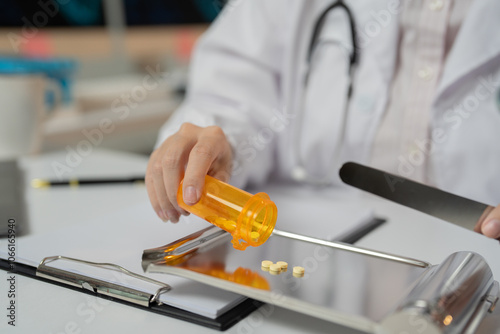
[158,0,500,206]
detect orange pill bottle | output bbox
[177,175,278,250]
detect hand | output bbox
[146,123,233,223]
[474,205,500,240]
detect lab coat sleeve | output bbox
[156,0,287,189]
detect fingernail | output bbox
[167,210,179,223]
[482,219,500,238]
[184,186,199,205]
[158,210,168,222]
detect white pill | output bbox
[261,260,273,269]
[293,266,305,275]
[276,261,288,270]
[269,264,282,273]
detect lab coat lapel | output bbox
[436,0,500,99]
[282,0,334,170]
[349,0,400,87]
[341,0,400,164]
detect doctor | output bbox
[145,0,500,239]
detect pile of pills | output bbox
[261,260,304,277]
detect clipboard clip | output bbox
[37,256,171,307]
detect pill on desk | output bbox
[276,261,288,270]
[261,260,273,269]
[293,266,305,275]
[293,272,304,278]
[250,231,260,241]
[269,264,282,273]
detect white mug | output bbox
[0,74,59,159]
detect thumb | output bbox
[480,205,500,239]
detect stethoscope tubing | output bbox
[292,0,358,185]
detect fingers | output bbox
[480,204,500,239]
[153,171,180,222]
[146,149,182,223]
[146,123,233,223]
[211,167,232,183]
[473,206,493,233]
[145,151,168,222]
[161,135,194,217]
[182,127,228,205]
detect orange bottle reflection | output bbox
[161,229,207,266]
[179,263,270,290]
[177,175,278,250]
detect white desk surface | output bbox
[0,149,498,334]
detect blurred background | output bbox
[0,0,227,156]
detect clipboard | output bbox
[142,226,499,334]
[0,206,269,331]
[0,255,262,331]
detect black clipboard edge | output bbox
[0,259,263,331]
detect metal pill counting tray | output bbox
[142,226,498,334]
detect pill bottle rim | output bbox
[235,192,277,249]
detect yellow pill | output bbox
[214,217,227,225]
[269,270,279,275]
[224,220,236,230]
[269,264,282,273]
[261,260,273,269]
[251,231,260,241]
[293,266,305,275]
[293,272,304,278]
[276,261,288,270]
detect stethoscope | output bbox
[291,0,358,186]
